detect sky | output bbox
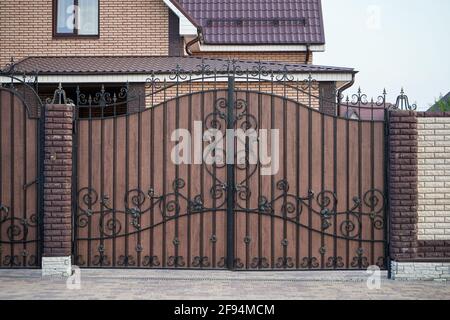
[315,0,450,110]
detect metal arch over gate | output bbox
[0,73,43,268]
[73,65,388,270]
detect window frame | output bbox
[53,0,100,38]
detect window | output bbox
[54,0,99,37]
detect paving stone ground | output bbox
[0,269,449,300]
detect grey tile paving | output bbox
[0,269,449,300]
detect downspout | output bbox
[185,28,202,56]
[337,73,356,116]
[304,44,311,64]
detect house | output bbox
[0,0,356,115]
[427,92,450,111]
[0,1,395,274]
[339,101,394,121]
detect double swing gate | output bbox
[0,68,388,270]
[73,69,388,270]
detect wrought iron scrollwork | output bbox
[76,178,227,240]
[205,97,258,132]
[117,255,136,267]
[351,248,369,269]
[145,71,162,91]
[300,257,320,269]
[391,88,417,111]
[276,257,294,269]
[238,179,386,241]
[326,256,345,268]
[0,203,38,244]
[192,256,210,268]
[234,258,244,269]
[217,257,226,268]
[47,83,73,104]
[1,249,36,267]
[250,257,270,269]
[143,255,161,267]
[92,244,110,266]
[167,256,185,267]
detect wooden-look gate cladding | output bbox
[73,71,387,270]
[0,84,42,268]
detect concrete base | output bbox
[391,261,450,281]
[42,256,72,277]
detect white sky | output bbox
[315,0,450,110]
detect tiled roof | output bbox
[428,92,450,111]
[175,0,325,45]
[5,56,354,75]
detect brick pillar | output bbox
[388,110,419,261]
[319,82,337,116]
[42,104,73,276]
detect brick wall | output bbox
[145,81,321,109]
[417,116,450,242]
[389,111,450,262]
[319,82,337,116]
[415,112,450,259]
[0,0,169,67]
[388,111,419,261]
[194,52,313,64]
[43,104,73,257]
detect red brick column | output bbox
[388,110,418,261]
[43,104,73,258]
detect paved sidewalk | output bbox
[0,269,449,300]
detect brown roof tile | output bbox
[5,56,355,75]
[175,0,325,45]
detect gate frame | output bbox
[0,72,44,269]
[226,76,236,270]
[69,64,392,271]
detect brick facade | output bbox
[388,111,419,261]
[146,81,321,109]
[0,1,317,68]
[0,0,169,67]
[43,104,74,257]
[194,52,313,64]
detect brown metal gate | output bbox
[73,71,387,270]
[0,83,42,268]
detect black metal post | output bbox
[38,104,46,267]
[384,109,392,279]
[226,76,235,270]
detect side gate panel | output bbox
[0,89,41,268]
[74,90,230,268]
[232,91,387,270]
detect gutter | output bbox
[185,30,203,56]
[305,44,311,64]
[337,73,356,115]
